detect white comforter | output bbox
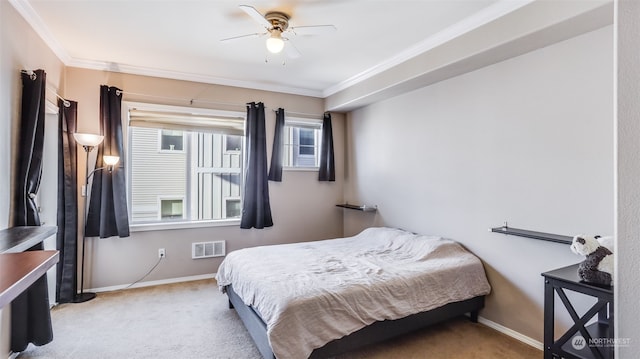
[216,227,491,359]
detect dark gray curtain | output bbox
[11,69,53,351]
[318,112,335,181]
[240,102,273,229]
[86,85,130,238]
[56,99,78,303]
[268,108,285,182]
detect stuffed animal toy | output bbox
[570,234,614,286]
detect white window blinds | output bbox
[284,118,322,130]
[129,109,244,136]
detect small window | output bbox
[225,135,242,152]
[160,130,184,151]
[283,120,322,168]
[160,198,184,219]
[225,199,241,218]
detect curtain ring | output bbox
[115,89,122,96]
[21,70,37,80]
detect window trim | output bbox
[283,166,319,172]
[123,101,245,230]
[130,218,241,232]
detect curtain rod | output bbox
[21,69,37,80]
[49,87,70,107]
[120,90,246,109]
[21,70,70,107]
[120,90,325,118]
[271,108,324,119]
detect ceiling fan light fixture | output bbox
[266,31,285,53]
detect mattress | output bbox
[216,227,491,359]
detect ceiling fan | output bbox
[221,5,337,58]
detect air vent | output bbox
[192,241,225,259]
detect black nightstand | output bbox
[542,263,614,359]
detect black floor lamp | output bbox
[72,133,120,303]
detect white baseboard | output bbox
[88,273,216,293]
[477,316,543,350]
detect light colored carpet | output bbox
[18,279,540,359]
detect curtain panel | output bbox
[13,70,45,227]
[240,102,274,229]
[268,108,285,182]
[11,69,53,351]
[86,85,130,238]
[318,112,336,181]
[56,99,79,303]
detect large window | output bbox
[126,103,245,227]
[283,119,322,168]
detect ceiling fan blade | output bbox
[289,25,336,36]
[284,40,301,59]
[239,5,272,29]
[220,32,265,42]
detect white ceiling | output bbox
[12,0,537,98]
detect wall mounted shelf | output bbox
[336,204,377,212]
[490,225,572,245]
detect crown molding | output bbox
[66,58,324,98]
[8,0,72,64]
[322,0,535,98]
[10,0,533,100]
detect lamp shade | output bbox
[266,31,284,53]
[103,155,120,166]
[74,133,104,147]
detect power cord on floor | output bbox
[124,256,164,289]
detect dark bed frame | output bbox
[225,284,485,359]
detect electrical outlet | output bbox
[158,248,166,259]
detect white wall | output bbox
[616,0,640,355]
[0,1,10,230]
[344,26,613,343]
[1,3,65,355]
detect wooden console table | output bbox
[0,226,57,254]
[542,263,614,359]
[0,225,58,354]
[0,226,59,308]
[0,250,59,308]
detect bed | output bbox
[216,227,491,359]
